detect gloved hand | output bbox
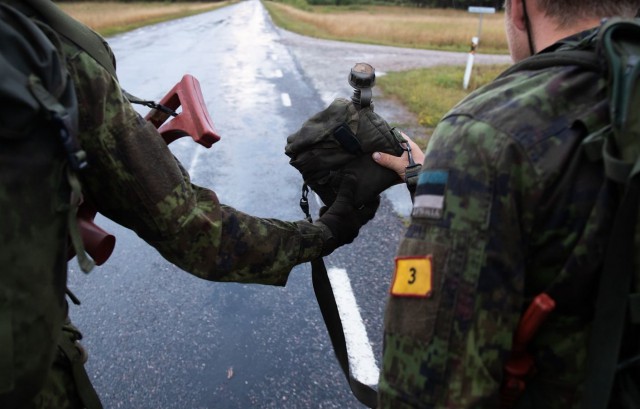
[315,173,380,256]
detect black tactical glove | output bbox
[315,174,380,256]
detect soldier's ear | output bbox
[507,0,529,31]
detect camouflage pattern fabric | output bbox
[0,6,74,408]
[64,39,326,284]
[379,28,621,408]
[1,5,329,408]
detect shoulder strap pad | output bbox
[24,0,117,79]
[598,18,640,145]
[597,18,640,182]
[497,50,602,80]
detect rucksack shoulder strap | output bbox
[497,49,603,80]
[23,0,117,79]
[581,17,640,409]
[598,18,640,181]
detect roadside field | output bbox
[264,1,508,54]
[58,1,230,36]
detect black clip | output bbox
[300,183,312,222]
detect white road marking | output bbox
[327,267,380,386]
[281,93,292,107]
[313,192,324,208]
[188,146,203,176]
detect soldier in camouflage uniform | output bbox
[0,1,377,408]
[372,0,640,407]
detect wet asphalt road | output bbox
[66,2,511,408]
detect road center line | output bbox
[281,93,292,107]
[188,146,203,177]
[327,267,380,386]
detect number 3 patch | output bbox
[391,256,433,298]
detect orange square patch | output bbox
[391,256,433,298]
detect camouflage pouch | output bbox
[285,98,405,207]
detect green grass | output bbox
[264,2,508,54]
[378,64,510,146]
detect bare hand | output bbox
[372,132,425,182]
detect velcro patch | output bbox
[391,256,433,298]
[412,170,448,220]
[333,123,362,154]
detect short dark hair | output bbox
[505,0,640,27]
[537,0,640,27]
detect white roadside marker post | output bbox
[464,6,496,90]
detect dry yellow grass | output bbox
[266,3,508,53]
[58,2,227,36]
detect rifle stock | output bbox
[145,74,221,147]
[69,74,220,265]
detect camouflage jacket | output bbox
[379,30,616,408]
[62,30,326,285]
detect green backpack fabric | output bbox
[499,18,640,409]
[581,18,640,409]
[285,98,407,207]
[0,4,84,407]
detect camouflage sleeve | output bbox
[63,43,325,286]
[379,115,540,408]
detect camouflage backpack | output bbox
[498,18,640,409]
[0,3,92,407]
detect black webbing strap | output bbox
[300,185,377,408]
[311,258,378,408]
[581,177,639,409]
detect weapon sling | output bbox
[582,175,639,409]
[300,186,378,408]
[311,258,378,408]
[297,132,420,408]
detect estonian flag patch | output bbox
[412,170,449,219]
